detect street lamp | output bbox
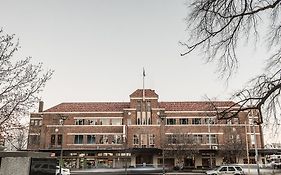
[57,115,68,175]
[157,110,166,175]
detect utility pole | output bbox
[157,111,166,175]
[58,115,68,175]
[245,121,250,175]
[208,117,213,168]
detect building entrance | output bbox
[136,154,153,167]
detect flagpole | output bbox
[142,68,145,102]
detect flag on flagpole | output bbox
[143,68,146,77]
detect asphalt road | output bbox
[70,167,281,175]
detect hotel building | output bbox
[27,89,264,169]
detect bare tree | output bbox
[5,125,29,151]
[181,0,281,126]
[0,29,53,138]
[219,126,246,164]
[165,133,199,169]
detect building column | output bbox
[153,155,158,168]
[131,155,136,167]
[195,154,202,169]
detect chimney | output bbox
[39,101,44,112]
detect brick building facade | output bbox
[27,89,264,169]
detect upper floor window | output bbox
[137,101,141,111]
[167,118,176,125]
[167,134,177,144]
[146,101,151,111]
[51,135,56,146]
[192,118,201,125]
[194,134,203,144]
[75,119,84,125]
[141,134,148,148]
[100,119,110,125]
[204,118,215,124]
[30,119,42,126]
[207,134,217,144]
[149,134,155,146]
[179,118,188,125]
[57,134,63,146]
[111,118,122,125]
[87,135,96,144]
[99,135,109,144]
[74,135,83,144]
[87,119,98,125]
[133,135,139,145]
[112,135,122,144]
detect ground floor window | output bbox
[202,153,216,168]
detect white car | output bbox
[56,166,71,175]
[206,165,245,175]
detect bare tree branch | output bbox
[0,29,53,138]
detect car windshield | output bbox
[235,166,242,171]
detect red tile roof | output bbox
[44,102,130,112]
[159,101,236,111]
[130,89,158,98]
[44,101,236,112]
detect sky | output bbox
[0,0,278,144]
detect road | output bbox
[70,168,205,175]
[70,167,281,175]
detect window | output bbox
[30,120,35,126]
[99,135,108,144]
[137,101,141,111]
[219,167,227,172]
[133,135,139,145]
[51,135,56,146]
[87,135,96,144]
[142,111,146,125]
[127,119,131,125]
[167,118,176,125]
[167,134,177,144]
[75,119,84,125]
[111,118,122,125]
[228,166,235,171]
[112,135,122,144]
[141,134,148,147]
[100,119,110,125]
[179,118,188,125]
[137,112,141,125]
[207,134,217,144]
[232,117,239,124]
[149,134,155,147]
[147,111,152,124]
[192,118,201,125]
[88,119,98,125]
[194,135,203,144]
[146,101,151,111]
[74,135,83,144]
[57,134,62,145]
[204,118,215,124]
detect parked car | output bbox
[31,163,70,175]
[205,165,245,175]
[56,166,71,175]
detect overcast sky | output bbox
[0,0,278,144]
